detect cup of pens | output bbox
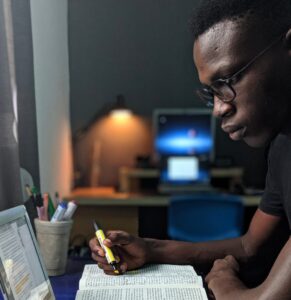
[33,193,77,276]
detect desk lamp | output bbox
[109,94,132,119]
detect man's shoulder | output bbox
[276,133,291,145]
[268,132,291,160]
[272,129,291,147]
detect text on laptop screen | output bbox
[0,206,54,300]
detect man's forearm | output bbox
[144,237,247,272]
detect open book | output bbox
[75,264,208,300]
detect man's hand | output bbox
[89,230,150,275]
[205,255,244,299]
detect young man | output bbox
[90,0,291,298]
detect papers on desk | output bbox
[75,264,208,300]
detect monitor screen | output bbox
[153,109,215,187]
[0,206,54,300]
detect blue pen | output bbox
[51,202,67,222]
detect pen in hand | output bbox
[93,221,119,274]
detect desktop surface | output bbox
[64,187,261,206]
[50,258,94,300]
[63,188,261,242]
[49,272,80,300]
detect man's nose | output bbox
[212,97,233,118]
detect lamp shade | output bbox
[109,94,132,118]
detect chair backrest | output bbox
[168,193,244,242]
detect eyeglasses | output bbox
[196,33,285,107]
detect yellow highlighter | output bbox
[93,221,119,274]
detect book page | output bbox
[76,286,208,300]
[79,274,203,289]
[79,264,203,289]
[83,264,198,276]
[82,264,198,277]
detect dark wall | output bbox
[69,0,200,132]
[68,0,267,188]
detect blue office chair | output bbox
[168,193,244,242]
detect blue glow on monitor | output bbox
[154,109,214,186]
[156,130,213,155]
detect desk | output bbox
[49,272,80,299]
[64,188,261,244]
[49,259,92,299]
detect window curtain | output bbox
[0,0,22,210]
[0,0,39,211]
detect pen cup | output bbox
[34,218,73,276]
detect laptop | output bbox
[0,205,55,300]
[158,155,216,193]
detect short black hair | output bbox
[190,0,291,41]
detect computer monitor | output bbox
[153,109,215,191]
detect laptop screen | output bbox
[0,206,54,300]
[160,155,210,186]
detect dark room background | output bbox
[68,0,267,189]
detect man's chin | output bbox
[243,135,272,148]
[227,127,247,142]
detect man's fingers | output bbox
[97,262,119,275]
[105,231,133,246]
[90,231,134,275]
[205,272,211,284]
[119,262,127,273]
[89,237,102,252]
[91,252,108,263]
[91,244,127,274]
[212,255,239,273]
[97,262,103,269]
[91,244,105,256]
[224,255,239,270]
[205,255,240,286]
[96,260,127,275]
[89,236,106,256]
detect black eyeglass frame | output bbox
[196,32,285,107]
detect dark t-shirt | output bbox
[260,131,291,230]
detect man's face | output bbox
[193,20,289,147]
